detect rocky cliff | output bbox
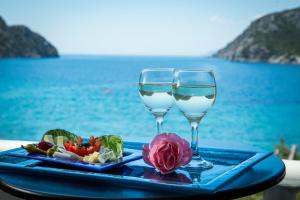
[0,16,58,58]
[214,7,300,64]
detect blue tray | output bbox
[0,144,272,194]
[6,148,142,173]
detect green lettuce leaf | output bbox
[98,135,123,159]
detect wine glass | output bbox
[173,69,216,169]
[139,68,175,134]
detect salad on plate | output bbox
[22,129,123,164]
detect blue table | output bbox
[0,140,285,199]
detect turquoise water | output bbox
[0,56,300,150]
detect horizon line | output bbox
[59,53,215,57]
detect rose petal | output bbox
[160,168,176,175]
[142,144,153,166]
[180,147,193,166]
[164,154,176,171]
[150,133,168,148]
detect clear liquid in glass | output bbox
[139,83,174,118]
[173,84,216,122]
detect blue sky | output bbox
[1,0,300,55]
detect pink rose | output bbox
[143,133,192,174]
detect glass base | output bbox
[183,156,213,170]
[181,156,213,183]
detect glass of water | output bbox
[173,69,216,169]
[139,68,175,134]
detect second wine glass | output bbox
[173,69,216,170]
[139,68,174,134]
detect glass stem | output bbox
[156,116,164,134]
[190,121,199,157]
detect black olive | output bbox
[78,143,91,148]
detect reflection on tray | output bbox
[143,167,192,184]
[105,164,193,184]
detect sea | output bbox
[0,55,300,150]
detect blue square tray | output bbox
[0,143,272,194]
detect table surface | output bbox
[0,140,285,200]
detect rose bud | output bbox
[143,133,192,174]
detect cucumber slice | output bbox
[44,135,54,144]
[57,136,65,148]
[41,129,78,145]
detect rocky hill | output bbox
[214,7,300,64]
[0,16,58,58]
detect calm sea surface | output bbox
[0,56,300,150]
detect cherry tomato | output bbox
[64,136,102,157]
[77,137,83,144]
[89,136,95,145]
[87,146,95,154]
[95,139,101,151]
